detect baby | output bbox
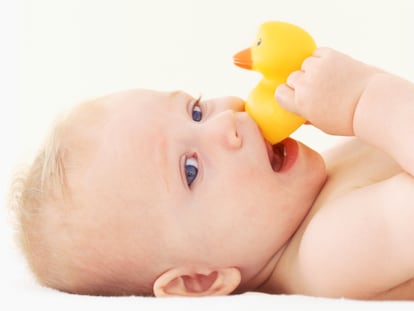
[11,48,414,299]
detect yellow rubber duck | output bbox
[233,21,316,144]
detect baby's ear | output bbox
[153,266,241,297]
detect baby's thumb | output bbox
[275,84,299,115]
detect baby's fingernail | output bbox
[275,85,287,104]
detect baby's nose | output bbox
[207,109,242,150]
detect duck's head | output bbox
[233,21,316,79]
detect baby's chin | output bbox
[295,139,327,198]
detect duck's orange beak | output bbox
[233,48,252,70]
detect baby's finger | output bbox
[286,70,303,89]
[312,47,331,57]
[301,56,318,72]
[275,84,298,114]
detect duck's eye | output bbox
[185,156,199,187]
[192,103,202,122]
[257,38,262,46]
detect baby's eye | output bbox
[185,156,199,187]
[192,101,203,122]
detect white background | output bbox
[1,0,414,308]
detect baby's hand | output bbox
[276,48,380,136]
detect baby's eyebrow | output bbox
[169,90,196,104]
[170,90,183,98]
[169,90,187,103]
[165,90,188,110]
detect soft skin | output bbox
[269,48,414,299]
[63,90,326,296]
[15,48,414,300]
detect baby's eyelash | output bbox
[194,95,202,105]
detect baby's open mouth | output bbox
[266,141,286,172]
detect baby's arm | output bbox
[354,72,414,176]
[276,48,414,175]
[276,48,414,298]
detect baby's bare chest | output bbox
[320,138,401,198]
[274,139,407,298]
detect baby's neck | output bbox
[240,241,290,294]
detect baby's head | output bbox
[12,89,326,296]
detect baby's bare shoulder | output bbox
[293,172,414,299]
[275,140,414,299]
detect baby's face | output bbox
[70,89,326,292]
